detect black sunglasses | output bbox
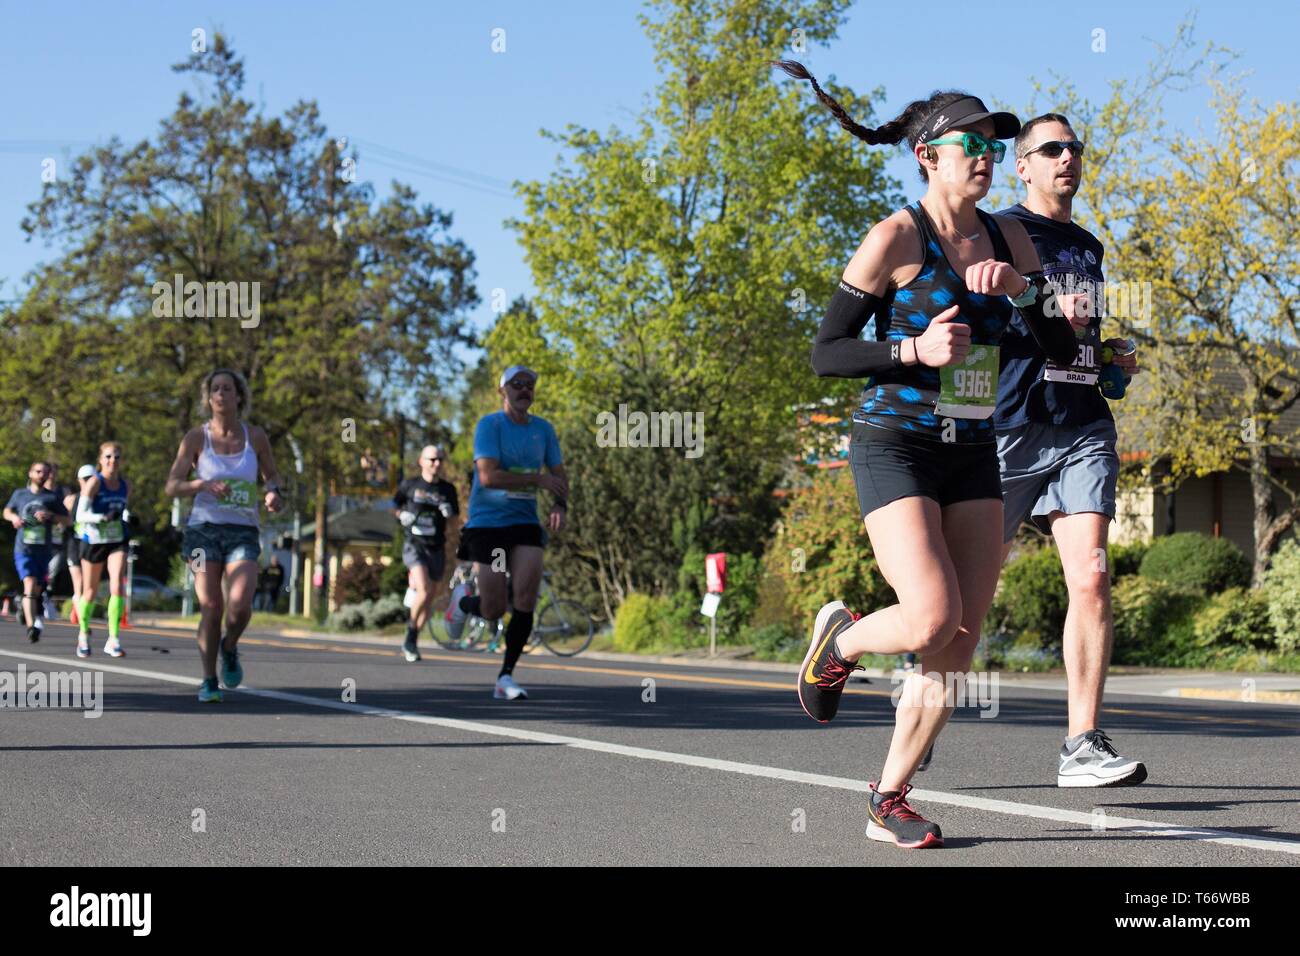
[1024,140,1085,160]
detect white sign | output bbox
[700,593,721,618]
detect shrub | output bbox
[326,601,370,632]
[744,622,805,662]
[986,544,1069,650]
[1139,532,1250,596]
[761,468,896,631]
[364,594,408,629]
[1111,576,1204,666]
[1263,539,1300,654]
[1107,539,1149,578]
[335,559,383,606]
[1190,587,1274,656]
[613,593,672,653]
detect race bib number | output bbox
[99,520,124,543]
[936,345,999,420]
[1044,325,1101,385]
[216,479,258,510]
[20,524,46,545]
[505,467,539,501]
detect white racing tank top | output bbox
[188,422,260,528]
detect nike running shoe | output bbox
[104,638,125,658]
[220,644,244,689]
[866,782,943,849]
[494,674,528,700]
[198,677,223,703]
[1057,729,1147,787]
[797,601,862,723]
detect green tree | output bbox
[3,34,478,603]
[489,0,899,615]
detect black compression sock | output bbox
[499,609,533,677]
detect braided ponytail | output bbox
[774,60,974,181]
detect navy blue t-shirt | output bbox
[5,486,68,551]
[993,204,1113,429]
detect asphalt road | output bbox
[2,617,1297,866]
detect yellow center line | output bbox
[41,621,1295,729]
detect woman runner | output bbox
[75,443,132,658]
[779,61,1077,848]
[165,369,284,702]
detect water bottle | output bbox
[1100,340,1134,399]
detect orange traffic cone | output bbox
[69,601,79,625]
[120,605,131,629]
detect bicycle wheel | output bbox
[534,599,594,656]
[428,607,487,651]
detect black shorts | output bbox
[456,524,547,564]
[82,540,128,565]
[402,539,446,580]
[849,423,1002,517]
[66,536,84,565]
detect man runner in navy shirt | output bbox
[994,113,1146,787]
[4,461,71,642]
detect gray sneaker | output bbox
[1057,730,1147,787]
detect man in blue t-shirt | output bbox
[448,364,568,700]
[992,114,1146,788]
[4,461,72,643]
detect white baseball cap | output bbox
[77,464,96,479]
[499,365,538,388]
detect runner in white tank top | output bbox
[165,369,284,703]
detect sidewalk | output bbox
[131,613,1300,706]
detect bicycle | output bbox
[427,563,594,657]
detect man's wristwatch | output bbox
[1009,276,1037,308]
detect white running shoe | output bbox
[446,582,469,641]
[494,674,528,700]
[1057,729,1147,787]
[104,638,125,659]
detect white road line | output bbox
[4,648,1298,858]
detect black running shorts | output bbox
[849,423,1002,517]
[456,523,547,564]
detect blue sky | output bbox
[2,0,1297,341]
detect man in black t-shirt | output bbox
[392,445,459,661]
[4,461,72,643]
[993,114,1145,788]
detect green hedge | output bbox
[987,545,1068,651]
[1139,532,1250,595]
[613,593,672,653]
[1263,539,1300,654]
[1112,576,1204,666]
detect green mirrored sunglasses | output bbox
[925,131,1006,163]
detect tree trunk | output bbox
[1249,439,1273,587]
[313,462,328,617]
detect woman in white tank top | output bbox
[165,368,284,703]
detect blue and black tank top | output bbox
[854,202,1016,445]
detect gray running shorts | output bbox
[996,419,1118,542]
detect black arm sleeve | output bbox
[1017,274,1079,366]
[810,281,903,378]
